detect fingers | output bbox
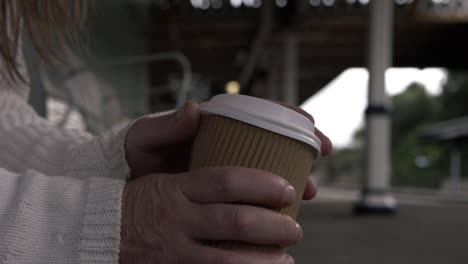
[188,204,302,247]
[279,103,333,156]
[177,167,296,208]
[315,128,332,156]
[186,243,295,264]
[302,179,318,200]
[267,100,332,156]
[128,100,200,149]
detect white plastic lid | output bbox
[200,94,321,154]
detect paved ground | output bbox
[289,201,468,264]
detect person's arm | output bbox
[0,92,130,263]
[0,92,129,178]
[0,95,331,263]
[0,169,125,263]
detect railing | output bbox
[48,52,192,132]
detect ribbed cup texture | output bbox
[190,114,317,252]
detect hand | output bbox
[269,100,333,199]
[120,167,301,264]
[125,100,332,200]
[125,101,201,178]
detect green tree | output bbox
[327,72,468,189]
[435,71,468,179]
[391,83,438,143]
[328,83,446,188]
[325,147,362,184]
[390,83,446,188]
[438,71,468,120]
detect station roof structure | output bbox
[147,0,468,103]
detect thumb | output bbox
[129,101,201,149]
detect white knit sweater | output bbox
[0,44,130,263]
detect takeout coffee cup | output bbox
[189,94,321,252]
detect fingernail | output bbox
[283,255,295,264]
[283,183,296,206]
[295,223,303,241]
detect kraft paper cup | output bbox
[189,94,321,252]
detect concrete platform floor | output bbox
[289,201,468,264]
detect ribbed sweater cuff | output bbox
[79,177,125,263]
[65,123,131,181]
[99,123,131,180]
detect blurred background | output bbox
[24,0,468,263]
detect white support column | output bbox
[283,34,299,106]
[354,0,397,214]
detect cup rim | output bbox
[200,94,322,154]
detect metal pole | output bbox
[66,52,192,107]
[283,34,299,106]
[239,0,274,91]
[354,0,397,215]
[23,35,48,117]
[27,72,48,118]
[267,56,280,101]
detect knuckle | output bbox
[229,207,253,235]
[214,170,236,197]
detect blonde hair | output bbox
[0,0,88,82]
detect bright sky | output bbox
[301,68,447,149]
